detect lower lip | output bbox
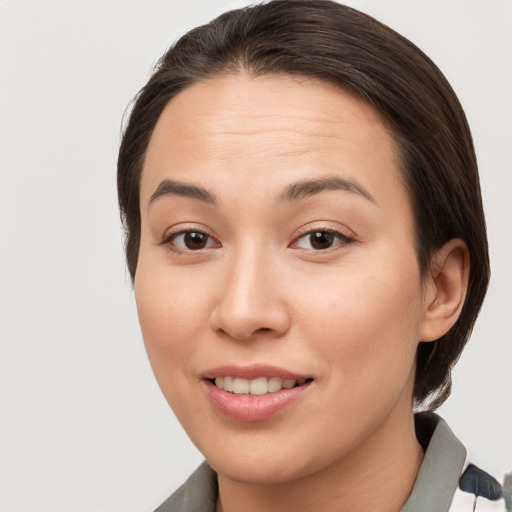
[203,380,312,422]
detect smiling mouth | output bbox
[211,376,313,396]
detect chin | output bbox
[189,421,348,486]
[208,450,315,486]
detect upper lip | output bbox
[201,364,312,381]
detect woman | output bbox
[117,1,505,511]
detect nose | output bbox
[209,249,291,341]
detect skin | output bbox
[135,74,469,512]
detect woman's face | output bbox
[136,74,431,484]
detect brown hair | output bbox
[117,0,489,408]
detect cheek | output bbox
[294,255,424,381]
[292,264,423,456]
[134,262,208,377]
[134,265,214,423]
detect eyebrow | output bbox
[149,179,218,206]
[278,176,375,204]
[148,174,375,208]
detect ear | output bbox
[419,239,470,342]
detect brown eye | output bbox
[294,230,353,251]
[183,232,209,249]
[309,231,335,250]
[166,231,219,252]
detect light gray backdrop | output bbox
[1,1,510,511]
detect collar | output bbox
[400,411,466,511]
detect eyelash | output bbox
[161,227,354,254]
[161,229,220,253]
[292,228,354,252]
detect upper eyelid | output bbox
[296,227,345,237]
[162,230,221,254]
[292,229,353,245]
[161,224,217,242]
[288,226,356,253]
[292,224,355,241]
[160,224,355,249]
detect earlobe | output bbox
[419,239,470,342]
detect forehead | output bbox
[141,73,405,209]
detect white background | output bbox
[1,1,510,511]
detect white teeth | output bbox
[224,376,234,392]
[268,377,282,393]
[249,377,268,395]
[233,378,250,394]
[213,376,308,395]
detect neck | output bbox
[216,409,424,512]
